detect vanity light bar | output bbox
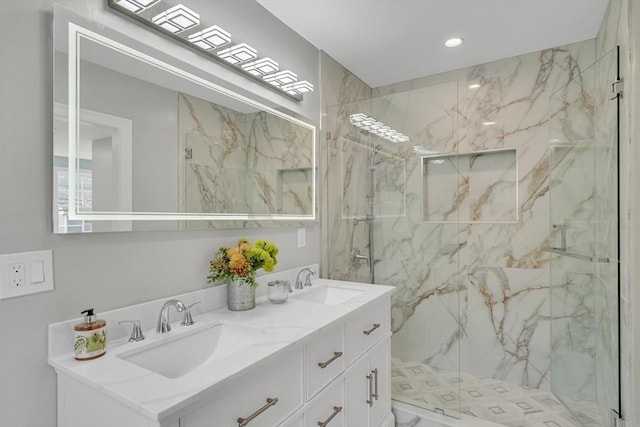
[242,58,279,76]
[152,4,200,34]
[217,43,258,64]
[108,0,315,99]
[114,0,160,13]
[263,70,297,87]
[188,25,231,50]
[349,113,410,143]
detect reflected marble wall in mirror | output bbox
[53,6,316,234]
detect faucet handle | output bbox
[181,301,201,326]
[304,268,317,287]
[119,320,145,342]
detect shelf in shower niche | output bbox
[422,148,518,223]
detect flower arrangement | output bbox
[207,238,279,287]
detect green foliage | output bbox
[207,238,279,287]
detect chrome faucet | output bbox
[156,299,186,333]
[295,267,317,290]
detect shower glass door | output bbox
[548,47,620,426]
[325,80,463,417]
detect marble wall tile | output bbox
[177,93,314,227]
[324,40,600,408]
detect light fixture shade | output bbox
[350,113,367,124]
[152,4,200,34]
[114,0,160,13]
[263,70,297,87]
[281,80,314,95]
[349,113,409,143]
[188,25,231,50]
[291,80,314,93]
[218,43,258,64]
[242,58,279,76]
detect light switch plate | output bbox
[0,250,54,300]
[297,228,306,248]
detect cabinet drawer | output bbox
[344,297,389,366]
[180,346,304,427]
[303,378,344,427]
[306,321,344,400]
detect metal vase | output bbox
[227,278,256,311]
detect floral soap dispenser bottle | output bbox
[73,308,107,361]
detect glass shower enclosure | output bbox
[548,47,620,426]
[324,46,621,426]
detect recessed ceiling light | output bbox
[483,121,496,126]
[468,84,481,89]
[445,37,464,48]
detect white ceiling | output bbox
[256,0,610,88]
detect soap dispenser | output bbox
[73,308,107,361]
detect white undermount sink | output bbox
[291,283,364,305]
[118,323,263,379]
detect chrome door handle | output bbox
[318,351,343,368]
[317,406,342,426]
[237,397,278,426]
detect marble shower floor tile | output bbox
[391,358,603,427]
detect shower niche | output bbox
[422,148,517,223]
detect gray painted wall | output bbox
[0,1,320,426]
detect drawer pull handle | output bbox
[237,397,279,427]
[317,405,342,426]
[318,351,343,368]
[363,323,381,336]
[366,368,379,406]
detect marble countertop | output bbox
[48,278,393,422]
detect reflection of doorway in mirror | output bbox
[53,103,133,233]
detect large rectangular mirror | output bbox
[53,7,316,234]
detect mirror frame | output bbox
[65,22,317,223]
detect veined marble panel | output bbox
[324,36,603,424]
[423,149,518,223]
[177,93,314,227]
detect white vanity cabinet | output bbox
[49,279,394,427]
[279,293,392,427]
[344,338,391,427]
[179,346,305,427]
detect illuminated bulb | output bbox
[445,37,464,48]
[218,43,258,64]
[114,0,160,13]
[188,26,231,50]
[152,4,200,33]
[242,58,279,76]
[468,84,481,89]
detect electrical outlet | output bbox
[9,263,25,288]
[0,250,54,300]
